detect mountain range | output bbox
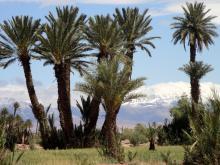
[1,81,220,128]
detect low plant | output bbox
[161,151,177,165]
[0,106,24,165]
[97,135,125,163]
[73,153,96,165]
[127,151,137,162]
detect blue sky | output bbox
[0,0,220,87]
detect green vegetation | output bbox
[0,1,219,164]
[76,55,145,160]
[183,95,220,164]
[0,16,50,146]
[0,103,33,150]
[17,146,184,165]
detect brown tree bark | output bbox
[54,64,74,144]
[190,43,197,115]
[20,55,49,148]
[100,109,119,159]
[83,96,100,147]
[149,138,155,150]
[190,43,196,63]
[83,52,108,147]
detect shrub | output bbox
[97,135,125,163]
[0,105,33,150]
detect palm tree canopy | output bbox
[35,6,91,73]
[75,55,146,111]
[114,7,159,57]
[0,16,41,68]
[84,15,124,60]
[171,2,218,51]
[179,61,213,80]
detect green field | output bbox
[17,145,184,165]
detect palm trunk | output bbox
[54,64,74,144]
[191,77,200,117]
[20,56,49,148]
[84,52,108,147]
[149,138,155,150]
[191,78,200,104]
[126,46,135,79]
[100,108,119,159]
[190,43,197,114]
[65,62,71,104]
[84,96,100,147]
[190,43,196,63]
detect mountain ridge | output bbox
[1,81,220,127]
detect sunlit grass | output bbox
[17,145,184,165]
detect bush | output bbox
[121,124,148,146]
[0,104,33,150]
[158,96,192,145]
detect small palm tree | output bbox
[172,2,218,62]
[76,55,145,159]
[147,122,158,150]
[179,61,213,113]
[114,7,159,77]
[35,6,89,143]
[76,96,92,129]
[0,16,49,146]
[82,15,124,147]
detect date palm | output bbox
[172,2,218,63]
[84,15,123,62]
[76,55,145,159]
[0,16,49,147]
[172,2,217,112]
[82,15,124,147]
[35,6,89,143]
[179,61,213,114]
[114,7,159,77]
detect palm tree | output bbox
[82,15,124,147]
[147,123,157,150]
[76,55,145,159]
[114,7,159,77]
[172,2,218,63]
[76,96,91,129]
[0,16,49,146]
[84,15,123,62]
[179,61,213,114]
[35,6,89,143]
[172,2,218,112]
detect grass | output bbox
[16,145,184,165]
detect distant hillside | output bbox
[1,82,220,128]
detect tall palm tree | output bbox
[76,55,145,159]
[114,7,159,77]
[172,2,218,63]
[35,6,89,143]
[0,16,49,146]
[180,61,213,114]
[172,2,218,111]
[82,15,124,147]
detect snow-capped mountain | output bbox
[1,82,220,128]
